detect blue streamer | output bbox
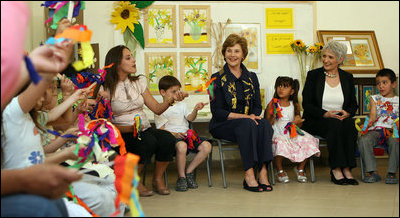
[24,55,42,84]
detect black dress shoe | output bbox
[258,180,273,192]
[243,179,263,192]
[343,176,359,185]
[330,170,347,185]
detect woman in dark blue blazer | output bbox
[302,40,359,185]
[209,34,274,192]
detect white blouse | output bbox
[322,82,344,112]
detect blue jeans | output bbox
[1,194,68,217]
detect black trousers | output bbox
[210,118,274,171]
[303,117,358,169]
[119,127,176,164]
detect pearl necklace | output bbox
[324,71,337,78]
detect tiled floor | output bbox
[134,158,399,217]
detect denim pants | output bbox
[1,194,68,217]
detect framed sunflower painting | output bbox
[144,5,176,48]
[317,30,384,74]
[180,52,212,94]
[145,52,177,94]
[179,5,211,48]
[224,23,262,73]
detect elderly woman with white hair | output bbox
[301,40,359,186]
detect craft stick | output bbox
[67,1,74,21]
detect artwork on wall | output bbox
[144,5,176,48]
[145,52,177,94]
[317,30,384,74]
[180,52,212,94]
[361,85,374,115]
[354,85,360,116]
[179,5,211,48]
[265,8,294,29]
[224,23,262,73]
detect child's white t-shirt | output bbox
[154,101,191,134]
[1,96,44,169]
[369,94,399,130]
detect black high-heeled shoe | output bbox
[258,180,273,192]
[330,170,347,185]
[343,175,359,185]
[243,179,263,192]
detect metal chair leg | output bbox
[218,140,227,189]
[206,152,212,187]
[310,157,315,183]
[163,169,168,187]
[268,161,275,185]
[360,156,365,181]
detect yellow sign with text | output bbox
[266,33,294,54]
[265,8,293,29]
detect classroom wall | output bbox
[25,1,399,98]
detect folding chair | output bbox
[309,135,327,183]
[210,138,275,188]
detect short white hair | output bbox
[322,40,347,64]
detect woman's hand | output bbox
[248,114,262,125]
[323,110,349,120]
[336,110,350,120]
[174,90,189,102]
[172,132,186,139]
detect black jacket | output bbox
[302,67,358,122]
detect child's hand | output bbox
[86,99,97,111]
[63,127,79,137]
[60,74,75,96]
[63,144,86,161]
[30,42,73,75]
[194,102,209,111]
[293,115,305,126]
[97,90,110,101]
[55,18,72,35]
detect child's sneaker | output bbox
[175,177,188,191]
[362,172,381,183]
[186,172,198,189]
[385,173,398,184]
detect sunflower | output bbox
[110,1,140,33]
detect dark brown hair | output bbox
[221,34,248,61]
[158,75,181,92]
[102,45,140,100]
[273,76,301,115]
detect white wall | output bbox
[25,1,399,106]
[316,1,399,78]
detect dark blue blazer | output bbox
[209,64,262,130]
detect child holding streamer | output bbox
[155,75,212,192]
[264,76,320,183]
[358,68,399,184]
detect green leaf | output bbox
[124,28,138,58]
[133,23,145,49]
[131,1,154,9]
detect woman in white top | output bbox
[302,40,359,186]
[100,45,186,196]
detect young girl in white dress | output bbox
[264,76,320,183]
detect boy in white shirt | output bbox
[358,68,399,184]
[154,75,212,191]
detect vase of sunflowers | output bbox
[290,40,323,86]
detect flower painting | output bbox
[362,85,374,115]
[224,23,261,73]
[144,5,176,48]
[179,5,211,48]
[145,52,177,94]
[180,52,212,94]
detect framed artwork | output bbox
[361,85,374,115]
[44,7,84,39]
[180,52,212,94]
[145,52,177,94]
[179,5,211,48]
[144,5,176,48]
[224,23,262,73]
[317,30,384,74]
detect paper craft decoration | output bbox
[88,97,113,120]
[184,129,202,151]
[42,1,85,30]
[269,98,283,119]
[113,153,145,217]
[133,114,142,140]
[284,122,304,138]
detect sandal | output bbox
[152,181,170,195]
[294,167,307,183]
[138,182,153,197]
[277,170,289,183]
